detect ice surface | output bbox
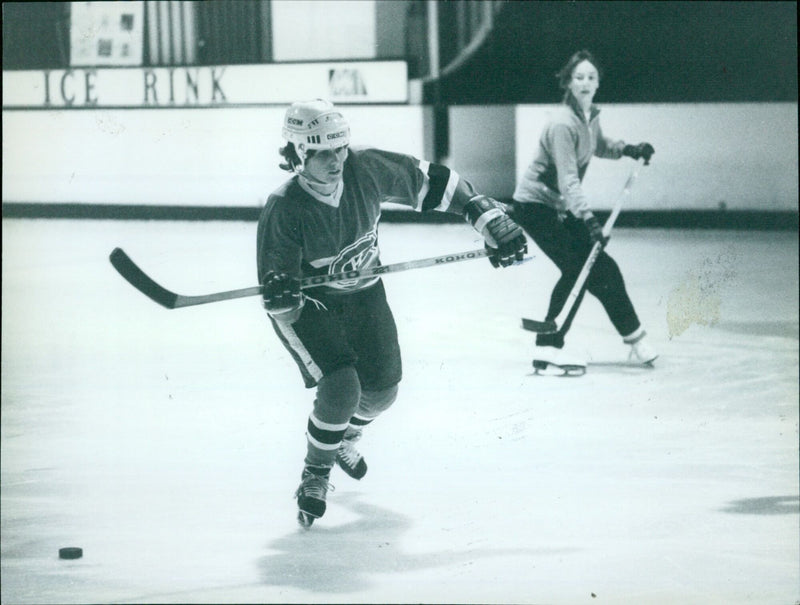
[2,219,798,604]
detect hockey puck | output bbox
[58,547,83,560]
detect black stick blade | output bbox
[521,318,558,333]
[109,248,179,309]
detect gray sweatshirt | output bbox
[513,95,626,219]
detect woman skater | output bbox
[512,50,657,375]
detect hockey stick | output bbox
[111,246,526,309]
[521,161,643,334]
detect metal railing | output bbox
[434,0,503,80]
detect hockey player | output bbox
[512,49,658,376]
[257,99,527,527]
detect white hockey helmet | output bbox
[282,99,350,166]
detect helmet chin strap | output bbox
[291,144,308,174]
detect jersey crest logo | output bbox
[329,228,379,290]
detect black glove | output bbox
[484,213,528,268]
[623,142,655,165]
[262,272,303,315]
[583,214,609,247]
[464,195,528,268]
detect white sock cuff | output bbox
[623,327,646,345]
[308,413,349,432]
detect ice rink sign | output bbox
[2,61,408,108]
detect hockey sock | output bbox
[305,366,361,467]
[305,413,348,468]
[355,384,399,422]
[345,415,372,438]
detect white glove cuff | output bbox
[473,207,504,237]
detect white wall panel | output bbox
[271,0,376,62]
[513,103,798,211]
[2,105,427,206]
[3,103,796,210]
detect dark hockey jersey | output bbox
[257,147,475,293]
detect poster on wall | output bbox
[70,1,144,66]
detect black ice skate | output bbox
[295,465,334,528]
[335,429,367,480]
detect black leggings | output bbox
[512,202,641,347]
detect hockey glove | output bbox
[583,214,609,247]
[262,272,304,318]
[622,142,655,165]
[464,195,528,268]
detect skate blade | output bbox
[533,361,586,377]
[629,354,659,366]
[297,510,319,528]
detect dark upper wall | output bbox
[2,3,70,69]
[434,0,797,104]
[5,1,796,104]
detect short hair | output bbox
[556,50,603,97]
